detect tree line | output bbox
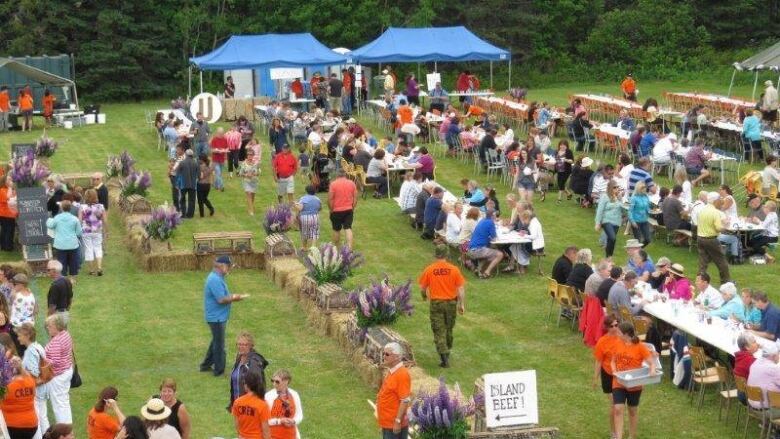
[0,0,777,101]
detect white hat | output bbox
[763,342,779,357]
[185,149,194,156]
[411,146,420,153]
[707,192,720,204]
[382,69,388,74]
[667,132,677,141]
[141,398,171,421]
[624,239,643,249]
[581,157,594,168]
[766,80,774,87]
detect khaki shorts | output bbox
[467,246,502,260]
[276,176,294,195]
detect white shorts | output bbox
[83,232,103,261]
[277,176,295,195]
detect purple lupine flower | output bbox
[408,376,472,437]
[143,205,182,241]
[122,170,152,197]
[263,204,293,234]
[120,151,136,177]
[10,150,50,188]
[350,277,414,329]
[35,136,58,158]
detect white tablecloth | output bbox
[573,94,644,110]
[669,93,755,109]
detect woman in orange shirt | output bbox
[18,90,34,131]
[610,322,657,439]
[232,371,271,439]
[0,175,18,252]
[1,357,38,439]
[265,369,303,439]
[42,89,56,126]
[592,315,622,439]
[87,386,125,439]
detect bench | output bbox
[193,231,253,255]
[672,229,694,251]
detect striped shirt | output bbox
[45,330,73,375]
[627,167,655,194]
[225,130,242,151]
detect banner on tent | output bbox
[270,68,304,80]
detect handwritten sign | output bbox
[16,187,47,217]
[19,215,48,245]
[484,370,538,428]
[22,244,51,261]
[11,143,35,159]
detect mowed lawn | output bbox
[0,78,774,438]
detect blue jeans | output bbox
[718,233,741,257]
[213,163,224,190]
[632,221,652,246]
[341,94,352,115]
[196,140,210,158]
[382,428,408,439]
[201,321,226,375]
[602,223,619,257]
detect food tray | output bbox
[615,366,663,387]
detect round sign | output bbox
[189,92,223,124]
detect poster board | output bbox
[270,68,304,80]
[16,187,50,247]
[483,370,539,428]
[16,187,47,217]
[426,73,441,92]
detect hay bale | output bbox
[144,251,198,272]
[468,429,560,439]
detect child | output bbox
[297,145,310,175]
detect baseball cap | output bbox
[216,255,232,265]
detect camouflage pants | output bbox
[430,300,457,355]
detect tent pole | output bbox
[72,83,80,110]
[188,66,192,99]
[490,61,493,90]
[752,70,759,100]
[508,57,512,91]
[434,61,437,73]
[200,71,204,94]
[727,68,736,97]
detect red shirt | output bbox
[456,73,469,92]
[328,177,357,212]
[272,151,298,178]
[43,95,56,116]
[211,136,228,164]
[734,350,756,379]
[290,81,303,98]
[342,73,352,93]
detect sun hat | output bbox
[140,398,171,421]
[215,255,232,265]
[766,80,774,87]
[382,69,388,74]
[11,274,28,285]
[581,157,594,168]
[669,263,685,277]
[185,149,194,156]
[624,239,643,249]
[656,256,671,267]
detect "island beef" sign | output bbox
[483,370,538,428]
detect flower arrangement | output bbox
[262,204,293,234]
[35,136,58,158]
[106,150,136,178]
[509,88,527,101]
[143,204,183,242]
[121,170,152,198]
[303,243,364,285]
[349,277,413,329]
[10,150,50,188]
[409,377,474,439]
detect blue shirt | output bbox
[469,218,497,249]
[759,303,780,340]
[465,188,487,210]
[204,270,231,323]
[616,117,636,132]
[629,193,651,223]
[298,194,321,215]
[423,196,443,229]
[537,108,551,127]
[638,132,656,157]
[632,260,655,277]
[743,306,762,325]
[46,212,83,250]
[709,296,744,320]
[627,255,654,273]
[628,168,655,194]
[743,115,762,141]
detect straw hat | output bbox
[669,263,685,277]
[141,398,171,421]
[11,274,28,285]
[581,157,594,168]
[624,239,643,249]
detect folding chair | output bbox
[745,385,769,439]
[716,365,738,422]
[546,277,558,321]
[556,284,582,330]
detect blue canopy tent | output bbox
[189,33,347,97]
[348,26,511,89]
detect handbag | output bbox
[70,351,82,388]
[37,345,54,384]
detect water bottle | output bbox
[704,297,709,309]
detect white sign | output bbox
[189,92,223,124]
[270,68,304,80]
[483,370,538,428]
[426,73,441,93]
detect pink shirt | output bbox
[45,331,73,375]
[663,277,692,300]
[224,130,242,151]
[748,357,780,408]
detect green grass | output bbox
[0,77,772,438]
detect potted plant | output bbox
[262,204,293,235]
[349,277,413,330]
[142,204,182,252]
[121,170,152,198]
[303,243,364,286]
[409,377,475,439]
[35,135,58,158]
[10,150,50,188]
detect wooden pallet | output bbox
[264,233,295,259]
[363,326,415,368]
[119,194,151,214]
[315,283,352,313]
[193,231,253,255]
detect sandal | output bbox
[478,271,491,279]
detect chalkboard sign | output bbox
[22,244,51,261]
[19,214,49,245]
[11,143,35,159]
[16,187,47,217]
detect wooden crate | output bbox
[364,326,415,368]
[315,283,352,313]
[119,194,152,214]
[193,231,253,255]
[300,275,318,299]
[264,233,296,259]
[345,314,364,348]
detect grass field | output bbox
[0,78,774,438]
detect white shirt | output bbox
[534,134,551,152]
[265,388,304,438]
[764,86,778,111]
[651,137,674,163]
[528,217,545,250]
[445,212,462,244]
[721,195,738,221]
[591,174,610,199]
[689,200,706,226]
[680,181,692,205]
[760,212,779,238]
[307,131,323,146]
[695,285,723,309]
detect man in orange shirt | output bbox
[43,89,56,126]
[0,85,10,132]
[376,342,411,439]
[290,78,304,99]
[621,74,637,102]
[328,169,358,249]
[418,244,466,368]
[19,89,34,131]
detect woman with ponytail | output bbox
[610,322,657,439]
[87,386,125,439]
[43,423,74,439]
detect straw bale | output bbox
[467,428,559,439]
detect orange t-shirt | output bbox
[268,393,297,439]
[1,376,37,428]
[0,187,17,219]
[0,91,9,112]
[398,106,413,125]
[376,366,411,429]
[19,94,33,111]
[612,341,652,391]
[418,260,464,301]
[232,393,271,439]
[621,78,636,94]
[469,105,484,117]
[87,407,120,439]
[593,334,622,374]
[328,177,357,212]
[43,95,56,116]
[290,81,303,98]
